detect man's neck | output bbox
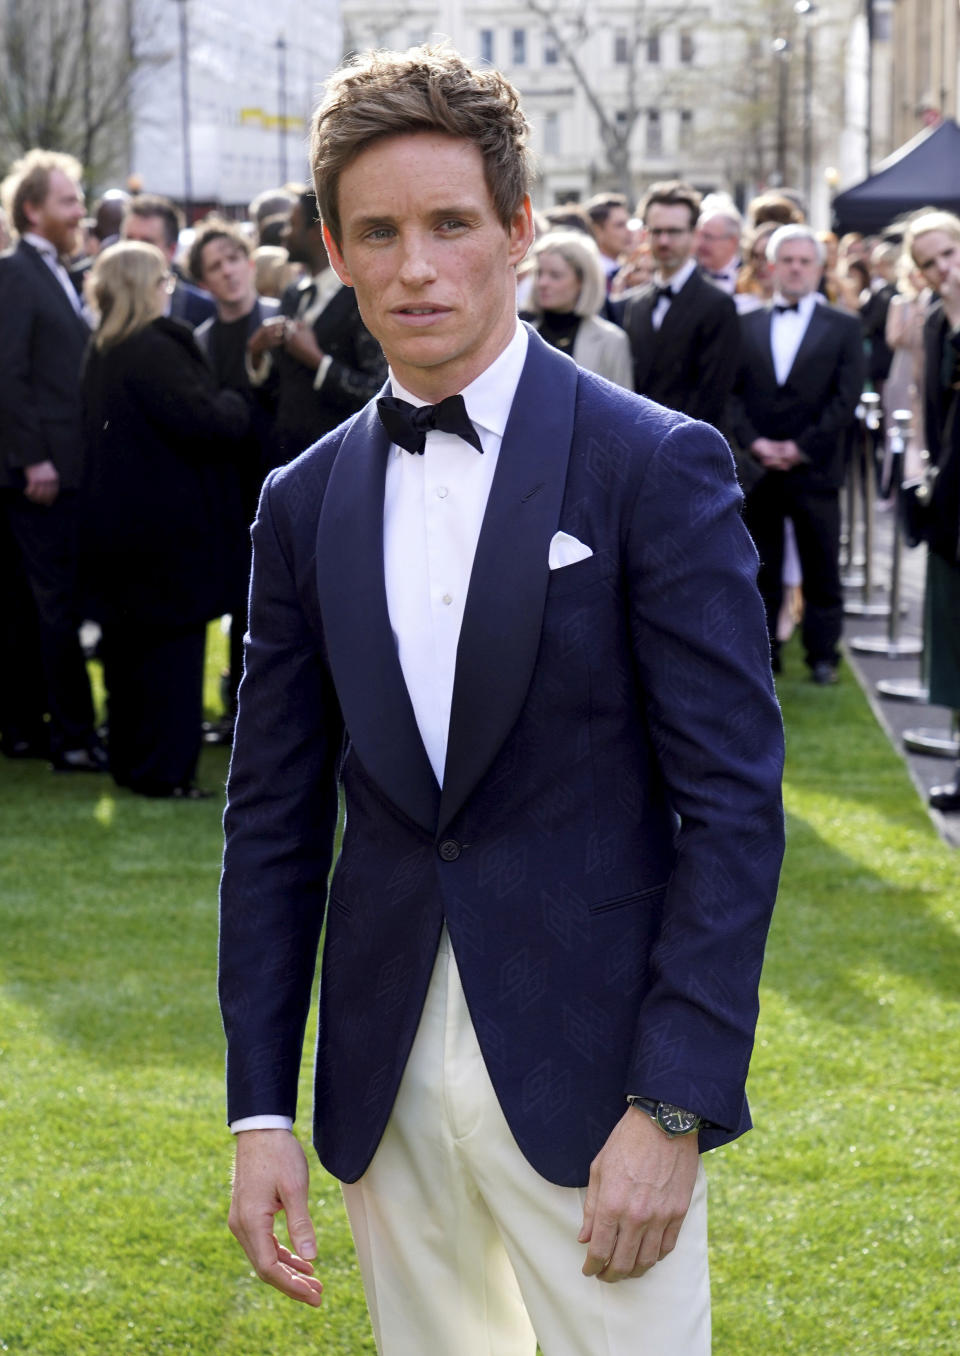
[216,294,257,324]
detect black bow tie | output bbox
[774,301,800,314]
[655,285,674,303]
[377,393,483,456]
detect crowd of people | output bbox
[0,141,958,809]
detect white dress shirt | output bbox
[231,321,529,1134]
[23,231,83,315]
[770,290,820,386]
[651,256,696,331]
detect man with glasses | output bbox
[695,196,743,296]
[622,180,739,429]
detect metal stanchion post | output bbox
[903,710,960,759]
[842,398,867,585]
[876,413,929,701]
[846,392,896,616]
[849,408,922,659]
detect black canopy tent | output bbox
[832,118,960,235]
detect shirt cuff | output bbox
[312,353,333,390]
[246,349,274,387]
[230,1114,294,1134]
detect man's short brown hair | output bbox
[188,216,251,283]
[0,148,83,235]
[310,43,531,250]
[584,193,628,229]
[124,193,183,249]
[639,181,702,230]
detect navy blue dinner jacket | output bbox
[219,325,785,1187]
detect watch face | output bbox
[657,1103,701,1136]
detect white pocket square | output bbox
[548,530,593,570]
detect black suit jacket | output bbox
[0,240,91,490]
[860,281,896,386]
[921,302,960,562]
[169,277,216,328]
[727,301,865,490]
[622,268,739,428]
[273,276,386,461]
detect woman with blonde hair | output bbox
[81,240,249,798]
[521,230,633,388]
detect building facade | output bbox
[343,0,872,225]
[128,0,341,213]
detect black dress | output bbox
[81,317,249,795]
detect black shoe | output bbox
[171,784,214,801]
[929,780,960,812]
[51,744,108,773]
[2,736,49,760]
[811,661,839,686]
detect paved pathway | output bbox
[839,502,959,848]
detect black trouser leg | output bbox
[742,475,786,657]
[101,623,206,795]
[3,490,95,755]
[789,486,843,669]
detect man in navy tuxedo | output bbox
[220,45,784,1355]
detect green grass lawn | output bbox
[0,631,957,1354]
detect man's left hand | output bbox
[284,321,324,371]
[578,1107,699,1282]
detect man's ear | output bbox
[508,195,535,269]
[323,223,352,287]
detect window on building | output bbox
[680,31,695,64]
[544,111,560,156]
[512,28,527,66]
[544,33,559,65]
[614,30,629,64]
[646,108,662,156]
[679,108,694,151]
[646,32,660,64]
[480,28,494,64]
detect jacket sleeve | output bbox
[623,419,785,1131]
[319,319,388,412]
[219,470,344,1123]
[795,316,865,461]
[0,259,45,469]
[686,292,740,427]
[125,328,250,448]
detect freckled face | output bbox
[324,132,533,401]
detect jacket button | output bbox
[437,838,461,862]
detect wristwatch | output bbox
[627,1095,703,1137]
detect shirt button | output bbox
[442,593,453,605]
[437,486,449,498]
[437,839,461,862]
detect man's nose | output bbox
[398,237,437,286]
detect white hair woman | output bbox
[522,230,634,389]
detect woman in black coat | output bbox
[82,241,249,798]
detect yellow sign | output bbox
[239,107,304,132]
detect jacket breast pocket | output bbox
[545,553,617,599]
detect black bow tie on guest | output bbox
[377,393,484,455]
[655,285,674,303]
[774,300,800,314]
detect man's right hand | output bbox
[247,317,288,371]
[228,1128,323,1306]
[23,460,59,506]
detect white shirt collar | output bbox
[389,320,529,440]
[23,231,58,260]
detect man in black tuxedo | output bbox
[190,218,281,723]
[622,181,739,429]
[728,224,864,683]
[247,185,386,465]
[0,150,103,769]
[122,194,215,328]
